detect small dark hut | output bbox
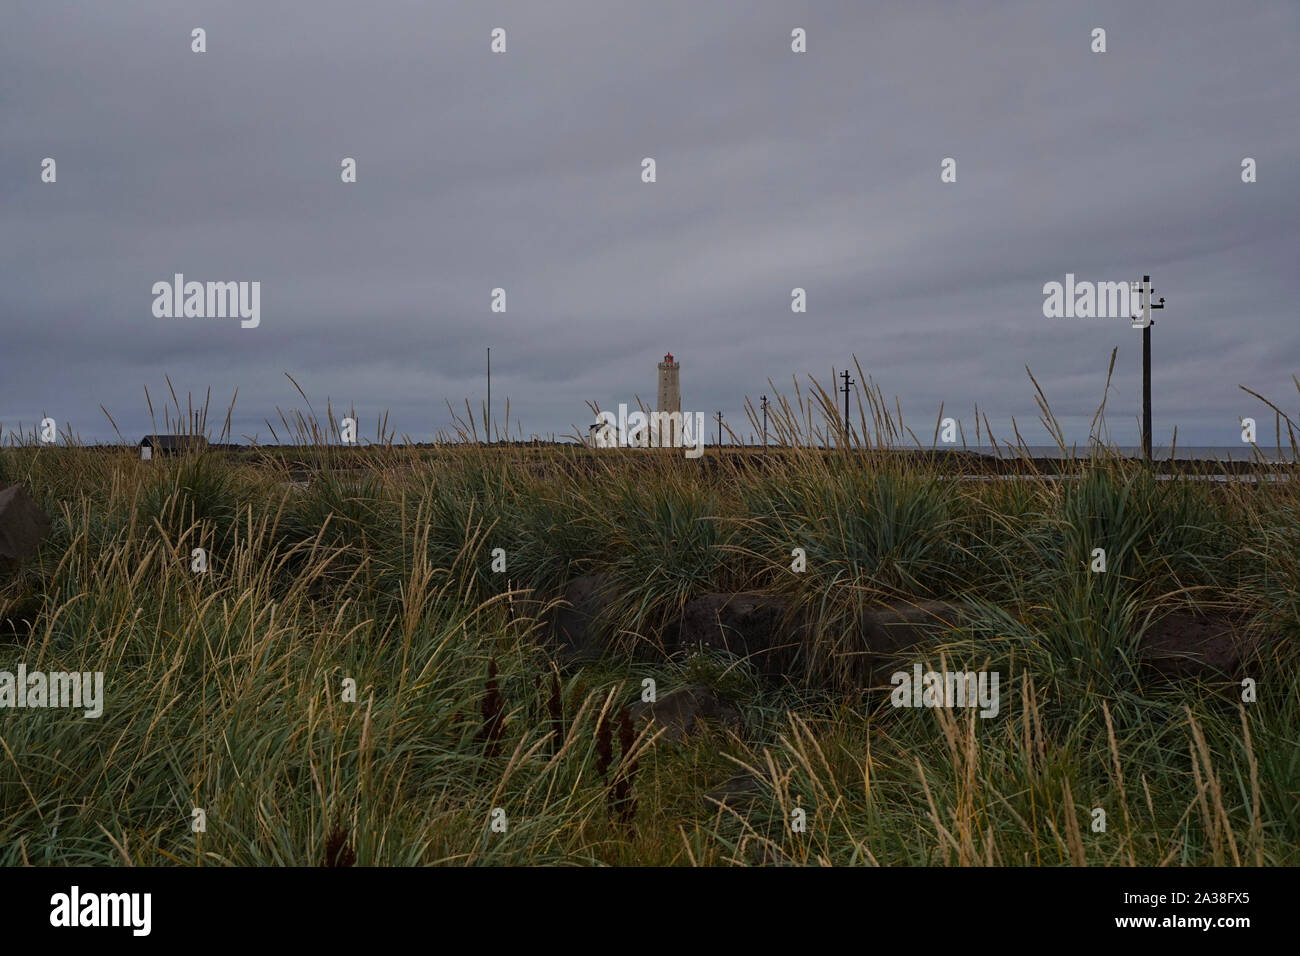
[139,435,209,460]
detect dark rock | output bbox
[551,574,619,662]
[670,592,801,674]
[704,772,766,809]
[845,600,966,681]
[0,484,51,576]
[860,600,966,654]
[1140,611,1257,679]
[0,586,42,642]
[628,684,743,742]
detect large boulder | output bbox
[1139,611,1258,680]
[704,771,766,809]
[669,592,801,674]
[628,684,743,743]
[0,484,51,577]
[860,600,966,654]
[551,574,620,662]
[839,600,967,681]
[0,586,42,642]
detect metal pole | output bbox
[843,376,849,442]
[1142,323,1152,464]
[761,395,768,448]
[486,347,491,445]
[839,369,854,447]
[1134,275,1163,464]
[716,411,723,448]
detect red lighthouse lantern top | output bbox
[664,352,674,362]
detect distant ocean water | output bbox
[971,445,1296,463]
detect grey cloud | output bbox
[2,0,1296,446]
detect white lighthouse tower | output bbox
[657,352,680,415]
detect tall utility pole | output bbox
[761,395,769,448]
[715,411,724,448]
[486,347,491,445]
[1131,276,1165,464]
[1142,322,1150,463]
[839,369,855,447]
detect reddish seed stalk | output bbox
[595,706,612,781]
[547,671,564,757]
[610,706,638,834]
[322,821,356,867]
[478,657,505,759]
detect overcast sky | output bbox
[3,0,1297,448]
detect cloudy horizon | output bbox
[3,0,1297,448]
